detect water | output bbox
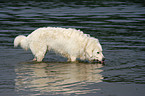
[0,0,145,96]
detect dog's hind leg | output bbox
[36,46,48,62]
[33,57,37,61]
[30,42,47,62]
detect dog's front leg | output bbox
[67,58,71,62]
[70,56,76,62]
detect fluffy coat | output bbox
[14,27,104,62]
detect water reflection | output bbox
[15,62,103,95]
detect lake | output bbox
[0,0,145,96]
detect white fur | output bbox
[14,27,104,62]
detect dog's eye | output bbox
[97,52,100,54]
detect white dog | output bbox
[14,27,105,63]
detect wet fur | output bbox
[14,27,104,62]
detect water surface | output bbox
[0,0,145,96]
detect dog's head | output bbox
[86,39,105,63]
[91,49,105,63]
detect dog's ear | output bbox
[85,46,93,59]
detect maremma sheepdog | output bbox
[14,27,105,63]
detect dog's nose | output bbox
[102,58,105,61]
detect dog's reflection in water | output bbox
[15,62,103,95]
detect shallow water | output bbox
[0,0,145,96]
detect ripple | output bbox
[0,1,145,95]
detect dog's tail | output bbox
[14,35,29,50]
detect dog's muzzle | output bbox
[92,57,105,64]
